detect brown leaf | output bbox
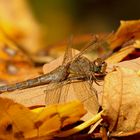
[102,67,140,137]
[105,45,135,64]
[107,57,140,73]
[107,33,140,64]
[110,20,140,49]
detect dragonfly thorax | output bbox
[69,56,92,75]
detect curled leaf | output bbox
[110,20,140,49]
[102,67,140,137]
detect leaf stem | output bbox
[56,110,104,137]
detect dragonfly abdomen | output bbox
[0,65,69,93]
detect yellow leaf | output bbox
[0,97,38,139]
[0,98,86,139]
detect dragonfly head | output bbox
[92,58,107,75]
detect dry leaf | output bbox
[31,100,86,138]
[106,21,140,64]
[105,45,135,64]
[0,97,86,139]
[102,67,140,137]
[0,97,38,139]
[107,57,140,73]
[110,20,140,49]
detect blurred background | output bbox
[0,0,139,56]
[28,0,140,46]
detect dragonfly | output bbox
[0,35,108,93]
[0,35,109,115]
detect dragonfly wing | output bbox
[70,52,100,114]
[44,37,74,105]
[44,80,71,105]
[72,80,99,115]
[72,33,112,61]
[62,36,73,65]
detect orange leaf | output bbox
[0,97,86,139]
[110,20,140,49]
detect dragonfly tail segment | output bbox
[0,65,69,93]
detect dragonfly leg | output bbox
[89,73,101,86]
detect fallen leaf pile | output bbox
[0,5,140,139]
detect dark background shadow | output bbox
[28,0,140,45]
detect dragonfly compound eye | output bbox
[100,61,107,73]
[92,58,107,74]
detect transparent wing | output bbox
[62,36,73,65]
[72,81,99,115]
[44,37,74,105]
[68,53,101,115]
[44,76,100,112]
[44,80,72,105]
[72,33,112,61]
